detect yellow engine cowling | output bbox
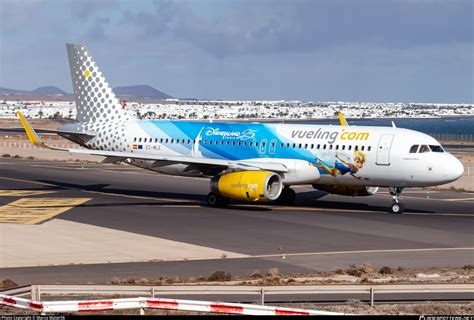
[211,171,283,202]
[312,184,379,196]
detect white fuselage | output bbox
[70,120,464,188]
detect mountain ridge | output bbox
[0,85,173,99]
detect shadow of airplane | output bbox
[35,179,434,214]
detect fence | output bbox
[430,133,474,142]
[2,284,473,308]
[0,294,344,315]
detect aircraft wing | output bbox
[68,148,288,172]
[17,112,288,173]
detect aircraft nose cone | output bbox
[446,155,464,182]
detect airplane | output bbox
[17,43,464,214]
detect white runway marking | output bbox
[250,247,474,259]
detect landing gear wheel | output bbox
[389,187,405,214]
[390,202,405,214]
[277,187,296,205]
[206,192,229,207]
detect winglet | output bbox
[17,111,42,145]
[337,112,348,126]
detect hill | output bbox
[113,85,173,99]
[0,85,173,100]
[30,86,69,96]
[0,86,69,97]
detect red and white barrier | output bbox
[1,294,345,315]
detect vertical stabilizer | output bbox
[66,43,133,123]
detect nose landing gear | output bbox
[389,187,404,214]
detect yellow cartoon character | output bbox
[315,150,366,178]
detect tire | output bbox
[207,192,218,207]
[207,192,229,207]
[390,202,405,214]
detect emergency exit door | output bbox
[376,134,394,165]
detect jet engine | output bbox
[211,171,283,202]
[312,184,379,196]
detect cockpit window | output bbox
[419,145,430,153]
[429,145,444,153]
[409,145,419,153]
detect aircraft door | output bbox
[259,139,267,155]
[269,139,276,155]
[376,134,394,165]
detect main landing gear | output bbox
[206,192,230,207]
[276,187,296,205]
[389,187,404,214]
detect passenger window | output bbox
[311,144,314,149]
[336,145,339,150]
[165,138,168,143]
[317,144,320,149]
[368,146,371,151]
[342,145,345,150]
[280,143,284,147]
[348,145,352,150]
[329,144,333,150]
[323,145,326,150]
[355,146,358,151]
[139,138,142,142]
[293,143,296,148]
[429,145,444,153]
[160,138,163,143]
[255,142,259,147]
[286,143,290,148]
[409,145,419,153]
[304,143,308,149]
[299,143,302,148]
[361,146,364,151]
[419,145,430,153]
[133,137,137,142]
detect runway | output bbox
[0,159,473,285]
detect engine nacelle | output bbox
[211,171,283,202]
[312,184,379,196]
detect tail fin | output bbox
[66,43,133,123]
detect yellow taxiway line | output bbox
[0,176,472,216]
[0,190,54,197]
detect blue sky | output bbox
[0,0,472,103]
